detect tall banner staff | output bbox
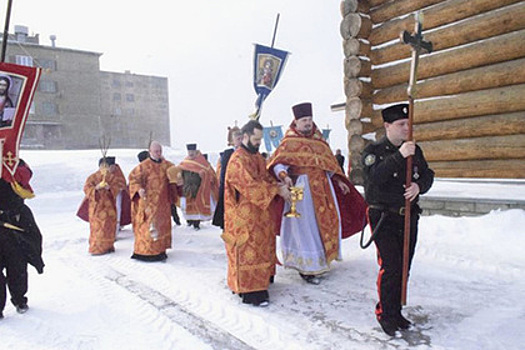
[400,12,433,305]
[251,13,290,121]
[1,0,42,183]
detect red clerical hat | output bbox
[292,102,313,120]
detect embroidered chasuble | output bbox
[83,170,126,255]
[178,152,219,221]
[222,147,280,294]
[267,123,366,274]
[128,158,174,257]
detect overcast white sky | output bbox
[8,0,348,152]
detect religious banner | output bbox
[262,125,283,152]
[251,44,289,120]
[322,128,331,142]
[0,62,42,182]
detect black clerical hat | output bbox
[99,156,116,166]
[382,104,409,123]
[292,102,313,120]
[186,143,197,151]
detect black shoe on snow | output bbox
[378,317,398,336]
[0,311,4,319]
[16,303,29,314]
[299,273,321,285]
[396,313,412,330]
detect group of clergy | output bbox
[77,101,367,308]
[220,103,367,307]
[77,141,219,262]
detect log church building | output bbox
[335,0,525,181]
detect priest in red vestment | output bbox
[178,144,219,230]
[267,102,367,285]
[222,120,290,307]
[83,157,127,255]
[128,141,175,261]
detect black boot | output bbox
[299,273,320,285]
[396,313,412,330]
[16,303,29,314]
[241,290,269,307]
[378,316,398,336]
[193,220,200,230]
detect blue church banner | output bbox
[322,128,331,142]
[262,125,283,152]
[252,44,289,120]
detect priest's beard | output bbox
[244,140,260,154]
[299,127,313,137]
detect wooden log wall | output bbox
[340,0,525,180]
[340,0,373,184]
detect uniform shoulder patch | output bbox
[364,154,376,166]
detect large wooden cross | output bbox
[400,12,433,306]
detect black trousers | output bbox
[0,232,28,312]
[369,208,419,320]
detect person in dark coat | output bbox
[0,160,44,319]
[362,103,434,336]
[212,126,242,229]
[335,149,345,174]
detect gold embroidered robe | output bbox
[128,158,174,256]
[267,123,359,267]
[222,147,279,294]
[178,152,219,220]
[83,170,126,255]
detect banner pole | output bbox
[270,13,280,48]
[1,0,14,63]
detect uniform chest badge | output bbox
[364,154,376,166]
[413,166,420,180]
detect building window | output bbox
[38,80,57,93]
[114,107,122,116]
[126,94,134,102]
[112,79,121,88]
[125,81,134,87]
[41,102,58,116]
[15,55,33,67]
[152,79,165,89]
[113,93,121,101]
[38,59,57,71]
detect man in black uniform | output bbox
[0,160,44,319]
[362,104,434,336]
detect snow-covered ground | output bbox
[1,148,524,350]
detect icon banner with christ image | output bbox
[0,62,41,181]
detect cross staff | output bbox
[400,11,433,306]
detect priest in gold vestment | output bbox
[178,144,219,230]
[267,102,367,285]
[83,157,127,255]
[128,141,175,262]
[222,120,290,307]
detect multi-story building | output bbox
[1,25,170,149]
